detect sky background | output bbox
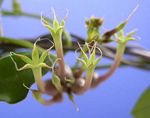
[0,0,150,118]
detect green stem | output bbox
[74,69,94,94]
[0,37,44,51]
[1,10,52,23]
[91,43,125,88]
[85,69,94,89]
[54,36,66,82]
[32,68,45,92]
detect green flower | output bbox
[10,39,53,92]
[114,30,136,44]
[77,42,102,70]
[41,8,67,83]
[41,8,65,41]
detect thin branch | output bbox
[0,34,150,71]
[1,10,52,23]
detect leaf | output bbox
[0,51,54,104]
[132,87,150,118]
[0,55,34,104]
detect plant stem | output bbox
[85,69,94,90]
[1,10,52,23]
[32,68,45,92]
[91,43,125,88]
[74,69,94,94]
[0,36,149,71]
[0,37,44,51]
[54,36,66,83]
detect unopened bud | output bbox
[76,78,85,87]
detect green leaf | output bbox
[0,52,50,104]
[132,87,150,118]
[0,55,34,104]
